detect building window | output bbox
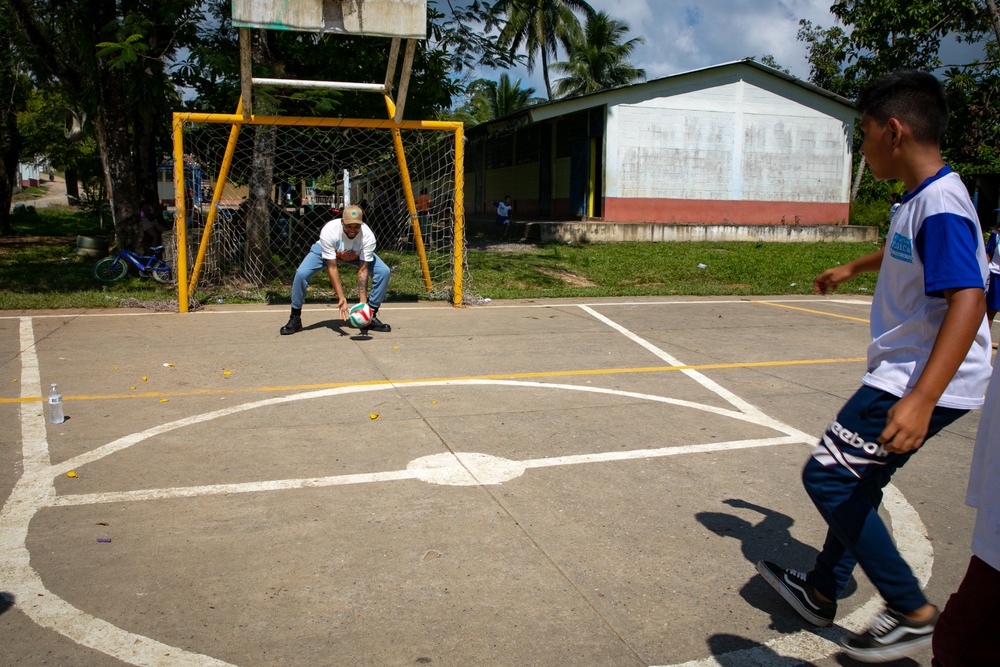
[555,112,588,158]
[516,126,540,164]
[486,134,514,170]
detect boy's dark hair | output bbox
[856,70,949,146]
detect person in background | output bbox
[139,189,168,250]
[494,195,513,239]
[889,192,903,222]
[985,216,1000,329]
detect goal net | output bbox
[169,113,472,307]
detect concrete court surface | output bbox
[0,296,982,667]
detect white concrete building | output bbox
[465,60,857,226]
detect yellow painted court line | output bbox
[752,300,871,323]
[2,357,866,404]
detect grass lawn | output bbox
[0,210,882,310]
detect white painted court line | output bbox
[0,297,872,319]
[3,305,927,667]
[1,317,237,666]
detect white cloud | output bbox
[470,0,989,97]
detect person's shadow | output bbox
[302,319,371,340]
[703,633,921,666]
[705,633,822,666]
[696,498,857,635]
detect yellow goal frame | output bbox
[171,109,465,313]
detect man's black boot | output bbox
[280,308,303,335]
[362,307,391,334]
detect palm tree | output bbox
[492,0,595,101]
[551,11,645,98]
[487,73,539,118]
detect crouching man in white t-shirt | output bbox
[280,204,391,335]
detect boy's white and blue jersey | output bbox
[864,165,991,409]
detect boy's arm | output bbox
[814,248,884,295]
[879,286,986,453]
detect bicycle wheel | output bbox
[150,259,175,284]
[93,256,129,284]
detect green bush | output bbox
[849,199,890,237]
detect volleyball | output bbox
[349,303,373,328]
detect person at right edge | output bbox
[755,70,991,663]
[931,344,1000,666]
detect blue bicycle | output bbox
[93,246,174,284]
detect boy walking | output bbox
[756,70,992,663]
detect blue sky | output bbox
[475,0,989,95]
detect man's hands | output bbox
[337,297,349,321]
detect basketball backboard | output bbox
[232,0,427,40]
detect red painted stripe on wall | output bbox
[604,198,850,225]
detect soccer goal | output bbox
[169,112,469,311]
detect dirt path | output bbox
[18,175,69,209]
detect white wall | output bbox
[604,68,854,204]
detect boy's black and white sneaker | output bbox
[756,560,836,627]
[362,316,391,333]
[839,607,937,663]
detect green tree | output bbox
[751,55,791,75]
[550,10,645,98]
[17,87,103,205]
[0,12,30,234]
[797,1,1000,199]
[488,73,540,117]
[943,42,1000,176]
[491,0,595,101]
[4,0,202,249]
[797,20,854,98]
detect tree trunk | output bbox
[243,30,279,284]
[851,155,866,202]
[64,167,80,204]
[0,148,16,235]
[245,124,278,284]
[987,0,1000,46]
[92,0,140,250]
[1,101,20,235]
[540,18,553,101]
